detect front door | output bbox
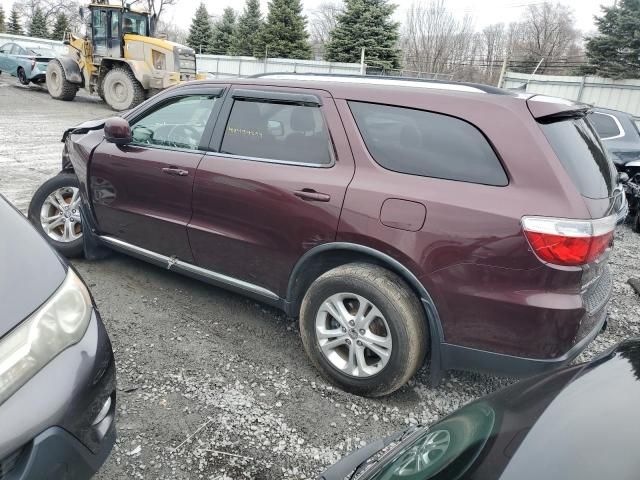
[90,88,224,261]
[188,86,355,296]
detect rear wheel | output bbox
[28,173,84,258]
[17,67,29,85]
[299,263,429,397]
[102,67,145,111]
[46,59,77,101]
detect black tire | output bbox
[633,211,640,233]
[17,67,29,85]
[46,59,77,101]
[102,67,145,111]
[28,173,84,258]
[300,263,429,397]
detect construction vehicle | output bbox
[46,1,199,111]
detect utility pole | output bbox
[360,47,365,75]
[264,45,269,74]
[497,54,509,88]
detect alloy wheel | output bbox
[40,186,83,243]
[315,292,392,377]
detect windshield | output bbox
[367,402,496,480]
[540,116,617,199]
[28,48,56,57]
[123,12,148,36]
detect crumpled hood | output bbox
[0,196,66,338]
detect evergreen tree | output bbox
[229,0,263,57]
[29,7,49,38]
[186,3,214,54]
[210,7,236,55]
[51,12,70,41]
[325,0,401,69]
[584,0,640,78]
[0,6,6,34]
[7,6,22,35]
[259,0,311,59]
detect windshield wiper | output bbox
[318,426,418,480]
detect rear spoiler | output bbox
[526,95,591,122]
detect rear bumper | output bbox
[437,305,607,377]
[8,423,115,480]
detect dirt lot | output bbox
[1,75,640,479]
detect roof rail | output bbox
[249,72,514,95]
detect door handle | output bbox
[293,189,331,202]
[162,167,189,176]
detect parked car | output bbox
[319,338,640,480]
[29,74,620,397]
[0,43,56,85]
[0,194,115,478]
[590,107,640,228]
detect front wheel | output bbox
[46,59,77,101]
[17,67,29,85]
[28,173,84,258]
[300,263,429,397]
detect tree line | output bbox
[183,0,640,81]
[0,0,74,41]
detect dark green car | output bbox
[0,43,56,85]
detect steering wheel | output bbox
[166,125,201,148]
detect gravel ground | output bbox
[1,75,639,479]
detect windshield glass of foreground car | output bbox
[367,402,496,480]
[540,116,617,199]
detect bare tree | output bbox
[155,19,187,44]
[15,0,81,31]
[309,1,342,45]
[511,2,580,73]
[402,0,475,77]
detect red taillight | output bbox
[31,59,36,69]
[522,216,616,266]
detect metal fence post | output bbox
[577,76,587,102]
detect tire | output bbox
[46,59,77,101]
[102,67,145,111]
[28,173,84,258]
[17,67,30,85]
[633,211,640,233]
[299,263,429,397]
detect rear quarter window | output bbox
[589,112,622,139]
[348,101,508,186]
[540,117,616,199]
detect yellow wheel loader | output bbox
[46,2,201,111]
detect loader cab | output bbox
[88,5,149,59]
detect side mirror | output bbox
[104,117,132,145]
[619,172,630,184]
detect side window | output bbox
[11,44,24,55]
[130,95,218,151]
[0,44,10,54]
[220,99,333,165]
[92,9,108,56]
[349,101,508,186]
[589,112,622,140]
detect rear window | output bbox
[540,117,616,199]
[589,112,622,139]
[348,102,508,186]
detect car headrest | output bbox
[291,107,316,133]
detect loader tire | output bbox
[102,67,145,111]
[46,59,78,101]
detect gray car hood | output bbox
[0,196,66,338]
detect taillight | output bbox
[31,59,36,69]
[522,215,616,266]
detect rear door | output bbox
[188,85,355,296]
[90,87,225,261]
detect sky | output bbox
[0,0,617,36]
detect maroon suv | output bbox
[29,74,619,397]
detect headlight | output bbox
[0,269,92,406]
[152,50,166,70]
